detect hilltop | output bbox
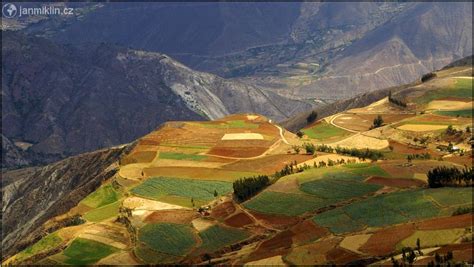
[3,61,473,265]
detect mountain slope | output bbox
[2,31,310,168]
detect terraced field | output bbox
[131,177,233,203]
[52,238,119,265]
[138,223,197,256]
[313,187,473,234]
[198,225,250,253]
[302,121,352,141]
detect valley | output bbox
[3,63,472,265]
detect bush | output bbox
[421,72,437,82]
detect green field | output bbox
[313,188,472,234]
[313,208,366,234]
[300,172,382,201]
[14,232,63,262]
[398,228,468,249]
[199,225,250,253]
[138,223,197,256]
[243,191,326,216]
[434,109,473,118]
[60,238,119,265]
[131,177,232,202]
[159,152,208,161]
[134,244,182,264]
[345,164,390,177]
[302,121,351,140]
[416,78,473,104]
[80,184,121,209]
[83,201,121,222]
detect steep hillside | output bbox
[2,145,130,260]
[2,31,310,168]
[283,55,473,132]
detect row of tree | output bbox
[406,153,431,162]
[427,166,473,188]
[313,145,384,161]
[233,175,270,202]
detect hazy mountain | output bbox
[23,2,471,103]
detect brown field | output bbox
[416,214,473,230]
[284,238,340,265]
[366,176,426,188]
[325,247,362,265]
[434,243,473,262]
[388,140,436,155]
[379,160,456,179]
[333,113,415,132]
[290,220,329,245]
[144,210,197,224]
[207,146,270,158]
[143,166,256,181]
[248,230,293,262]
[223,154,312,174]
[251,212,300,230]
[210,201,236,220]
[359,223,416,256]
[407,114,471,125]
[224,212,254,228]
[443,153,474,167]
[121,151,157,165]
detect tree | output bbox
[372,115,384,129]
[191,197,195,207]
[303,143,316,155]
[466,126,471,133]
[296,131,304,138]
[416,238,422,255]
[213,190,218,197]
[306,111,318,124]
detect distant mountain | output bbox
[23,2,471,103]
[2,32,310,168]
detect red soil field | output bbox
[366,176,426,188]
[434,243,473,262]
[210,201,236,220]
[325,247,362,265]
[251,212,300,229]
[290,220,329,245]
[207,146,269,158]
[224,212,254,228]
[388,140,437,155]
[144,210,197,224]
[247,230,293,262]
[443,153,474,167]
[359,223,416,256]
[416,214,473,230]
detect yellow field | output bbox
[329,134,389,150]
[221,133,264,140]
[397,124,447,132]
[427,100,473,111]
